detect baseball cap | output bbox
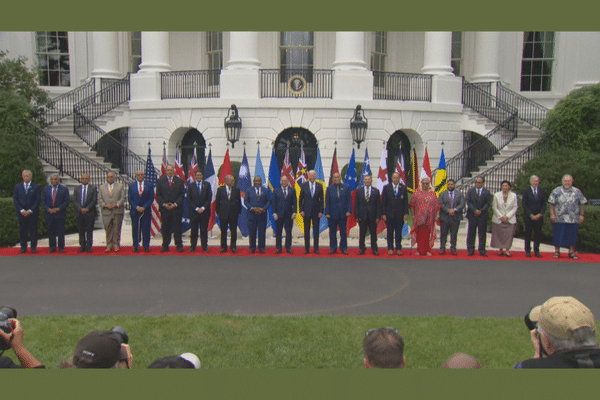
[73,330,127,368]
[180,352,201,369]
[529,296,595,340]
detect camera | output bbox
[524,308,536,331]
[0,306,17,351]
[110,326,129,345]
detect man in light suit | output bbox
[73,173,97,253]
[41,174,70,253]
[128,170,154,253]
[245,176,271,254]
[438,179,466,256]
[324,173,352,255]
[98,171,125,252]
[465,176,492,257]
[156,164,185,252]
[215,174,242,253]
[187,170,212,253]
[13,169,41,254]
[354,175,381,256]
[272,176,296,254]
[381,172,409,256]
[299,170,324,254]
[522,174,547,258]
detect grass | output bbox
[2,313,577,369]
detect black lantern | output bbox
[350,105,368,149]
[224,104,242,148]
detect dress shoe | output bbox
[276,249,282,254]
[220,248,227,253]
[188,247,196,253]
[105,247,112,253]
[133,247,139,253]
[505,252,512,258]
[58,249,64,253]
[314,249,320,254]
[468,250,474,256]
[231,248,237,253]
[388,250,394,256]
[48,248,56,254]
[329,250,337,255]
[479,251,488,257]
[358,249,365,255]
[397,250,403,256]
[341,250,348,255]
[525,251,532,258]
[286,248,293,254]
[144,247,150,253]
[259,249,265,254]
[114,246,120,252]
[78,248,85,253]
[249,249,256,254]
[535,252,542,258]
[451,250,457,256]
[31,249,37,254]
[304,250,309,254]
[19,249,27,254]
[439,249,446,255]
[160,247,169,253]
[373,250,379,256]
[86,248,92,253]
[176,247,183,253]
[203,248,209,253]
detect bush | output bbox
[0,197,79,247]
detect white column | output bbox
[421,32,453,76]
[332,32,373,100]
[221,32,260,99]
[138,32,171,73]
[90,32,121,79]
[471,32,501,82]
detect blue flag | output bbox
[314,148,328,233]
[267,148,280,236]
[254,147,268,229]
[237,149,251,237]
[359,148,372,187]
[344,148,358,236]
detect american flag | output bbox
[147,146,162,237]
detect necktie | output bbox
[337,185,340,198]
[311,183,314,197]
[109,184,113,195]
[394,185,398,198]
[25,183,29,193]
[534,189,538,199]
[197,181,202,196]
[284,188,287,198]
[139,182,143,196]
[169,178,172,187]
[256,188,260,200]
[478,189,481,197]
[366,187,370,202]
[82,185,86,206]
[227,187,230,200]
[450,191,454,208]
[52,187,57,206]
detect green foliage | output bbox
[0,197,79,247]
[542,83,600,153]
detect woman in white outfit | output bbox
[491,180,518,257]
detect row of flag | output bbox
[144,144,448,238]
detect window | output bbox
[280,32,314,82]
[130,32,142,73]
[520,31,554,92]
[35,31,70,87]
[371,32,387,87]
[451,31,463,76]
[206,31,223,85]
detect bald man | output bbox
[442,353,481,369]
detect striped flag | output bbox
[329,147,339,186]
[434,148,447,196]
[375,147,388,234]
[215,149,232,229]
[421,146,432,183]
[395,146,407,186]
[237,149,251,237]
[344,148,358,236]
[205,149,218,231]
[294,147,308,232]
[267,148,280,236]
[314,148,328,233]
[148,146,164,237]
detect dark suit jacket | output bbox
[244,186,271,221]
[522,186,547,218]
[465,187,492,219]
[14,181,41,217]
[298,181,324,218]
[272,186,297,219]
[381,183,409,220]
[128,180,155,217]
[439,189,466,223]
[324,183,352,220]
[216,185,242,221]
[73,184,97,218]
[156,176,185,211]
[354,186,381,221]
[42,185,70,219]
[187,180,212,220]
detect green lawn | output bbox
[2,313,574,369]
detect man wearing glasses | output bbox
[363,328,405,369]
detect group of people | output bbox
[14,168,587,257]
[363,295,600,369]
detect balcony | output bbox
[260,69,333,99]
[373,72,432,101]
[161,70,220,99]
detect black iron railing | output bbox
[373,72,432,101]
[462,80,518,125]
[42,79,96,126]
[455,134,551,195]
[161,70,221,99]
[495,82,548,129]
[261,69,332,98]
[73,74,130,126]
[30,121,129,187]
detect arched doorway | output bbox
[386,130,412,184]
[180,129,206,176]
[93,127,129,176]
[274,128,318,174]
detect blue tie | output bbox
[197,181,202,196]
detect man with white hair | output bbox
[522,175,547,258]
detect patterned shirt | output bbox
[548,186,587,224]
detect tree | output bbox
[542,83,600,153]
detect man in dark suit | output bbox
[381,172,409,256]
[187,170,212,253]
[324,172,352,255]
[438,179,466,256]
[298,170,324,254]
[215,174,242,253]
[465,176,492,256]
[128,170,154,253]
[73,173,97,253]
[522,174,547,258]
[272,176,297,254]
[244,176,272,254]
[355,174,381,255]
[13,169,41,254]
[41,174,70,253]
[156,164,185,252]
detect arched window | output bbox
[180,129,206,176]
[274,128,318,174]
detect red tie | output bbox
[52,187,57,207]
[139,182,143,196]
[169,178,172,187]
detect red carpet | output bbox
[1,246,598,262]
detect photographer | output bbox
[0,319,44,368]
[515,296,600,368]
[60,328,133,369]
